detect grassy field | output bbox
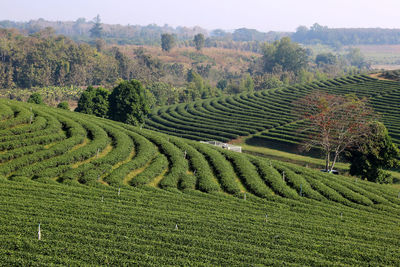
[2,176,400,266]
[0,96,399,265]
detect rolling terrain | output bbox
[0,99,399,265]
[146,74,400,147]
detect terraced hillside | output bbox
[146,74,400,147]
[0,99,399,265]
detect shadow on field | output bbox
[245,136,349,173]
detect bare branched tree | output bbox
[292,92,376,172]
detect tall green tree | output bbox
[75,86,110,117]
[316,53,337,65]
[27,93,44,105]
[108,79,150,126]
[90,15,103,39]
[261,37,308,73]
[161,33,175,52]
[193,33,205,51]
[345,121,400,183]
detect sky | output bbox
[1,0,400,32]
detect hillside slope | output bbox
[146,74,400,148]
[0,100,399,265]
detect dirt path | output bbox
[369,73,394,81]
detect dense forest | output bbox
[292,23,400,46]
[2,19,400,49]
[0,18,285,52]
[0,22,370,107]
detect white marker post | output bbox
[38,223,41,241]
[101,196,104,202]
[184,151,187,159]
[282,171,285,182]
[118,187,120,196]
[265,214,268,222]
[175,224,178,230]
[244,193,246,201]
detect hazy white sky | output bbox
[1,0,400,31]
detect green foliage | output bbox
[193,33,205,51]
[261,37,308,74]
[161,33,175,52]
[76,86,110,118]
[146,82,179,106]
[57,101,69,110]
[0,28,123,88]
[216,79,227,91]
[346,121,400,183]
[89,15,103,39]
[239,74,254,92]
[0,99,399,266]
[293,23,400,46]
[316,52,337,65]
[27,93,44,105]
[346,48,369,68]
[108,80,150,126]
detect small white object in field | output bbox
[38,223,41,240]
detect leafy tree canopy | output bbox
[161,33,175,52]
[108,79,151,126]
[75,86,110,118]
[89,15,103,39]
[194,33,205,51]
[27,93,44,105]
[345,121,400,183]
[57,101,69,110]
[316,53,337,65]
[261,37,308,74]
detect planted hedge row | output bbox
[170,137,220,193]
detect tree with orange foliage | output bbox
[292,92,376,172]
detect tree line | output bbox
[3,18,400,49]
[293,23,400,46]
[0,27,370,108]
